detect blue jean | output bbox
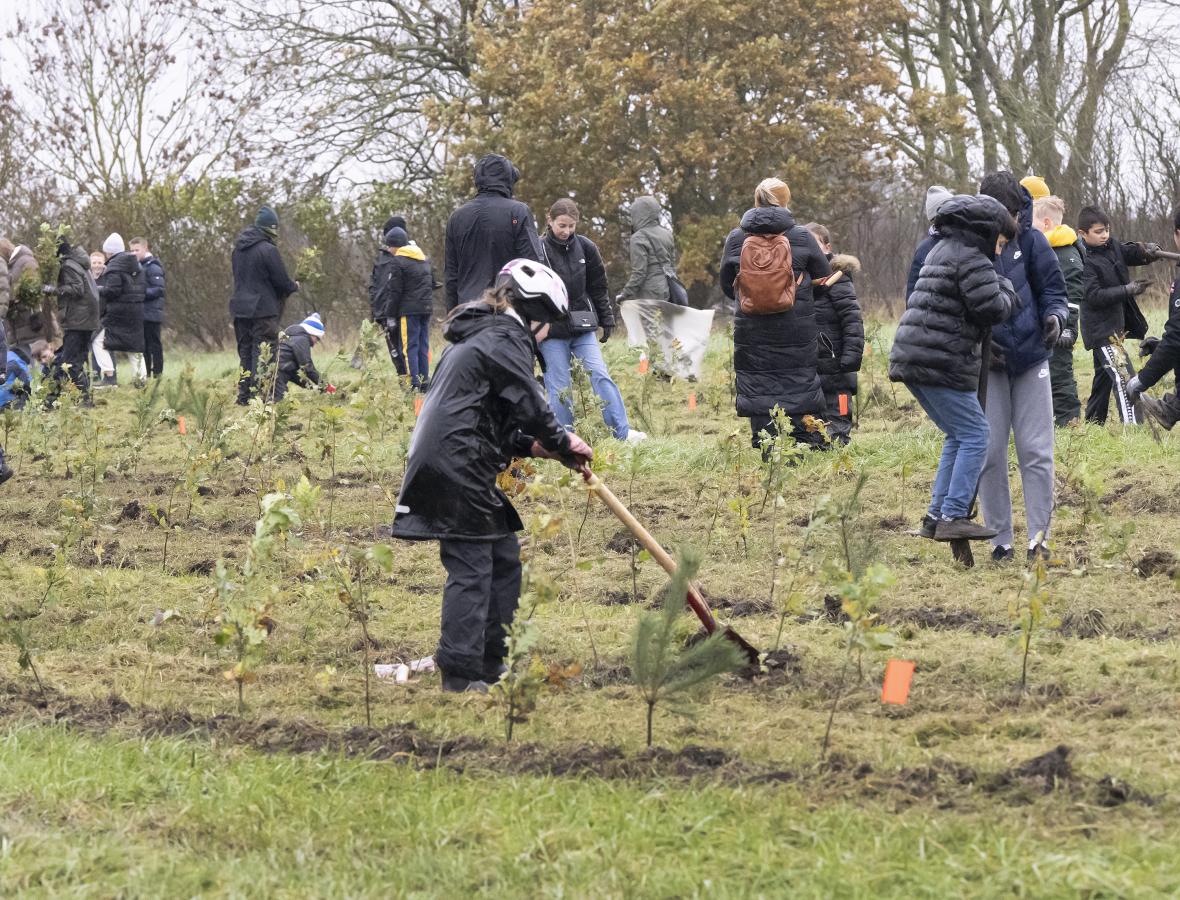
[405,315,430,387]
[539,331,631,439]
[906,383,990,520]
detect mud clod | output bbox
[604,530,635,554]
[1011,744,1072,792]
[118,499,142,522]
[1135,549,1178,579]
[1058,608,1106,639]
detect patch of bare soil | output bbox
[604,530,635,554]
[710,595,773,618]
[883,606,1008,637]
[598,590,638,606]
[1135,549,1178,579]
[0,680,1159,803]
[878,514,908,531]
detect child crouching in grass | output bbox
[889,194,1019,542]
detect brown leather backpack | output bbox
[735,234,796,315]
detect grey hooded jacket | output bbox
[620,196,675,302]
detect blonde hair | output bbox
[446,282,514,323]
[1033,195,1065,227]
[805,222,830,245]
[754,178,791,209]
[0,238,13,257]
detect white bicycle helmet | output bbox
[497,258,569,323]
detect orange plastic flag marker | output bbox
[638,354,649,375]
[838,393,849,416]
[688,391,697,412]
[177,415,187,435]
[414,395,424,417]
[881,659,915,705]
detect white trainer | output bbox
[624,429,648,444]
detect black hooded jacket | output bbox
[56,244,100,333]
[370,246,435,320]
[1138,265,1180,390]
[1080,237,1152,350]
[889,195,1017,391]
[815,254,865,395]
[229,226,298,320]
[97,251,146,352]
[719,206,831,417]
[541,231,613,340]
[393,303,571,541]
[276,323,320,385]
[444,155,542,311]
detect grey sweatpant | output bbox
[978,362,1055,550]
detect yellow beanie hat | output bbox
[1020,175,1050,200]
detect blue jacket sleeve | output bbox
[1026,229,1068,325]
[144,260,165,303]
[906,237,933,300]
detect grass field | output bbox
[1,315,1178,897]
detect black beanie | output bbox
[383,215,406,236]
[384,227,408,248]
[255,206,280,230]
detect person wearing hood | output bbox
[720,178,832,449]
[444,154,542,311]
[905,186,954,300]
[372,226,435,388]
[43,236,100,402]
[805,223,865,444]
[393,259,593,693]
[619,195,682,306]
[977,171,1069,562]
[1030,192,1083,426]
[1,237,57,355]
[890,194,1019,542]
[94,232,147,387]
[273,313,330,401]
[538,198,645,442]
[229,206,300,404]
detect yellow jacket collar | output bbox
[1046,224,1078,249]
[395,244,426,261]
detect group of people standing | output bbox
[890,171,1180,562]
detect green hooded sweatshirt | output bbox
[620,196,676,302]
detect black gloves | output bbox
[599,325,612,344]
[1141,336,1161,357]
[1137,242,1163,260]
[1056,328,1076,350]
[1042,315,1062,349]
[1127,279,1151,297]
[1126,375,1144,404]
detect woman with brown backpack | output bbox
[719,178,831,450]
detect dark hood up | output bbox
[738,205,795,235]
[933,194,1009,257]
[234,225,274,253]
[474,154,520,198]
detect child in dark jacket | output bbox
[889,194,1018,543]
[273,313,327,401]
[1128,204,1180,429]
[806,223,865,444]
[1077,205,1163,425]
[374,226,435,390]
[393,259,592,693]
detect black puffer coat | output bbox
[276,323,320,385]
[97,251,146,352]
[141,255,166,323]
[541,232,613,340]
[444,155,542,310]
[393,303,571,541]
[720,206,831,417]
[1080,237,1152,350]
[371,247,435,320]
[815,254,865,395]
[56,244,100,333]
[228,226,298,320]
[889,195,1017,391]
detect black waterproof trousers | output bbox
[1049,345,1081,427]
[1085,346,1138,426]
[384,320,408,377]
[234,315,279,404]
[144,321,164,378]
[436,534,521,682]
[53,330,93,400]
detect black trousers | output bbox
[384,319,408,376]
[234,316,279,404]
[1049,345,1081,426]
[1085,346,1137,425]
[436,534,522,682]
[48,330,92,401]
[820,386,854,445]
[273,368,314,402]
[143,320,163,378]
[749,413,830,454]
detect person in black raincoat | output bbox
[720,178,831,449]
[443,154,542,311]
[394,259,592,693]
[229,206,299,404]
[95,232,147,385]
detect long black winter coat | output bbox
[541,232,613,340]
[56,245,100,333]
[393,304,571,541]
[889,195,1017,391]
[141,255,166,323]
[371,247,435,320]
[1138,264,1180,390]
[720,206,831,417]
[228,226,298,320]
[98,251,145,352]
[1080,237,1152,350]
[815,254,865,395]
[276,323,320,384]
[444,155,542,311]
